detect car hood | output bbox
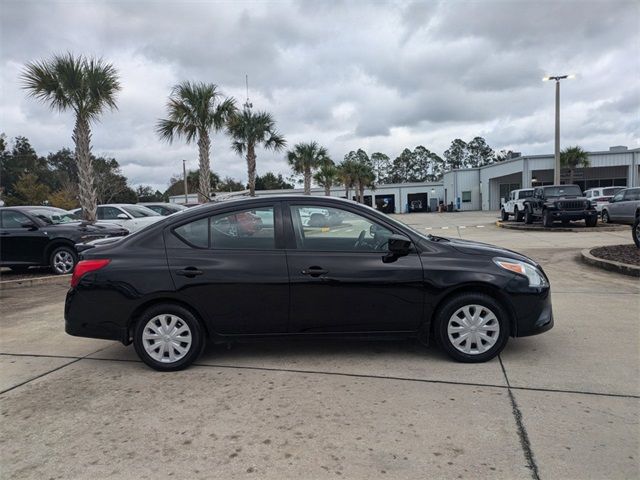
[441,237,536,265]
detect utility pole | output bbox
[543,74,574,185]
[183,159,188,204]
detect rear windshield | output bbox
[544,186,582,197]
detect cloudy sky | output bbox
[2,0,639,191]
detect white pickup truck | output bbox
[500,188,534,222]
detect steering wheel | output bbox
[353,230,366,249]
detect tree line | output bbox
[9,52,511,218]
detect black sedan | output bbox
[0,206,128,275]
[65,196,553,370]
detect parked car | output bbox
[584,187,625,213]
[523,185,597,227]
[139,202,188,216]
[0,206,128,274]
[600,187,640,225]
[71,204,164,233]
[66,196,553,371]
[501,188,534,222]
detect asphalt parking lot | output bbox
[1,212,638,480]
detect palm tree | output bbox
[313,163,339,196]
[338,158,359,200]
[287,142,331,195]
[227,109,286,196]
[22,53,120,221]
[352,162,376,203]
[157,82,236,202]
[560,146,590,184]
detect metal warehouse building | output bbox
[442,146,639,211]
[170,146,638,214]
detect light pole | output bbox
[543,74,574,185]
[183,159,188,204]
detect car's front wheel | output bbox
[585,215,598,228]
[524,208,534,224]
[435,293,509,363]
[133,304,205,371]
[602,210,610,224]
[50,246,77,275]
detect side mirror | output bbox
[383,234,412,263]
[21,221,37,230]
[116,213,129,220]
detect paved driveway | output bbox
[1,213,638,480]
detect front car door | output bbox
[619,188,640,223]
[164,201,289,335]
[608,191,625,221]
[0,210,48,264]
[284,202,424,333]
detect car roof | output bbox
[0,205,63,211]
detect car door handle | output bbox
[176,267,204,278]
[301,266,328,277]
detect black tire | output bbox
[8,265,31,273]
[49,245,77,275]
[133,303,205,371]
[585,216,597,228]
[601,210,610,224]
[542,210,554,228]
[524,208,534,224]
[514,207,524,222]
[500,208,509,221]
[435,293,510,363]
[633,217,640,248]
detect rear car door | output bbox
[284,202,424,333]
[164,202,289,334]
[0,210,48,264]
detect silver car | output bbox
[601,187,640,225]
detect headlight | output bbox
[493,257,548,287]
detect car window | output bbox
[174,217,209,248]
[603,187,622,196]
[1,210,31,228]
[98,206,125,220]
[611,191,624,202]
[624,189,640,201]
[210,206,275,250]
[289,205,392,252]
[121,205,160,218]
[27,208,76,224]
[585,191,592,198]
[146,205,166,215]
[520,190,533,199]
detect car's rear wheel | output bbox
[514,207,524,222]
[133,304,205,371]
[500,208,509,221]
[602,210,610,224]
[435,293,509,363]
[50,246,77,275]
[542,210,554,227]
[585,216,597,228]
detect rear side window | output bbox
[98,206,124,220]
[172,206,276,250]
[174,217,209,248]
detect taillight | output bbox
[71,259,111,288]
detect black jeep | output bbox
[523,185,598,227]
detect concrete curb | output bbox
[0,274,70,290]
[496,221,628,232]
[581,248,640,277]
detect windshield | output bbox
[544,185,582,197]
[28,208,78,225]
[121,205,161,218]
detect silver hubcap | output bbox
[447,304,500,355]
[53,251,74,273]
[142,314,192,363]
